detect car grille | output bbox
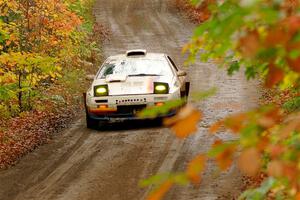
[116,98,147,105]
[117,105,146,115]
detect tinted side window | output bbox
[167,56,179,71]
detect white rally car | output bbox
[84,50,189,129]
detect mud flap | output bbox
[83,93,88,114]
[185,82,190,97]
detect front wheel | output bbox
[86,115,99,129]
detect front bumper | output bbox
[84,92,180,122]
[87,109,177,122]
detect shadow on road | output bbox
[93,119,163,132]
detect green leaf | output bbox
[139,173,172,187]
[245,67,256,80]
[239,177,276,200]
[207,141,237,157]
[283,96,300,112]
[228,61,240,76]
[288,50,300,60]
[191,87,218,101]
[138,99,184,118]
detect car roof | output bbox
[106,52,167,62]
[95,51,176,79]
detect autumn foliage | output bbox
[0,0,98,116]
[143,0,300,199]
[0,0,101,168]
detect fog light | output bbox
[98,105,108,109]
[155,102,165,106]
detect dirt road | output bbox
[0,0,259,199]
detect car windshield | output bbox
[97,58,173,79]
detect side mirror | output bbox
[177,70,187,77]
[86,74,95,81]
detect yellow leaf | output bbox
[182,43,191,54]
[50,71,56,78]
[56,66,62,71]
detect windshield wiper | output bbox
[128,73,161,77]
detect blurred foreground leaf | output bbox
[186,154,206,185]
[164,105,202,138]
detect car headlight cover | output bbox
[94,85,109,96]
[154,82,169,94]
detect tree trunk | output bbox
[18,71,22,111]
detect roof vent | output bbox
[126,49,147,57]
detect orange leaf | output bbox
[186,154,206,185]
[147,180,173,200]
[209,120,223,134]
[280,115,300,139]
[213,140,236,171]
[268,145,285,159]
[238,30,260,58]
[285,16,300,35]
[265,64,284,88]
[238,148,261,176]
[5,40,11,46]
[224,113,247,133]
[267,160,283,177]
[296,192,300,200]
[286,42,300,73]
[164,106,202,139]
[258,108,282,128]
[216,149,234,171]
[282,163,297,182]
[257,116,276,128]
[265,27,290,47]
[256,135,270,151]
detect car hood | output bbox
[92,75,173,95]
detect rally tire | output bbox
[86,115,98,129]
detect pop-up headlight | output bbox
[154,82,169,94]
[94,85,109,97]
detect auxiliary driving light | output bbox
[154,82,169,94]
[155,102,165,106]
[94,85,109,97]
